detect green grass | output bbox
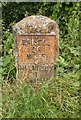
[2,72,80,118]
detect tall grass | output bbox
[2,72,80,118]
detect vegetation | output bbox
[1,2,80,118]
[2,75,79,118]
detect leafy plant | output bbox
[2,30,16,81]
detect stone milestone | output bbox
[13,15,59,83]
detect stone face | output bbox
[13,15,59,82]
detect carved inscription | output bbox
[16,35,56,80]
[19,64,54,71]
[22,37,50,46]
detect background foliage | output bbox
[1,2,80,118]
[2,2,80,80]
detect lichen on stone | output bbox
[13,15,58,35]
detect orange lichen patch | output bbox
[16,35,57,65]
[16,35,58,81]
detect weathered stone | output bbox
[13,15,59,82]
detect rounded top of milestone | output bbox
[13,15,58,35]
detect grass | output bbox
[2,71,80,118]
